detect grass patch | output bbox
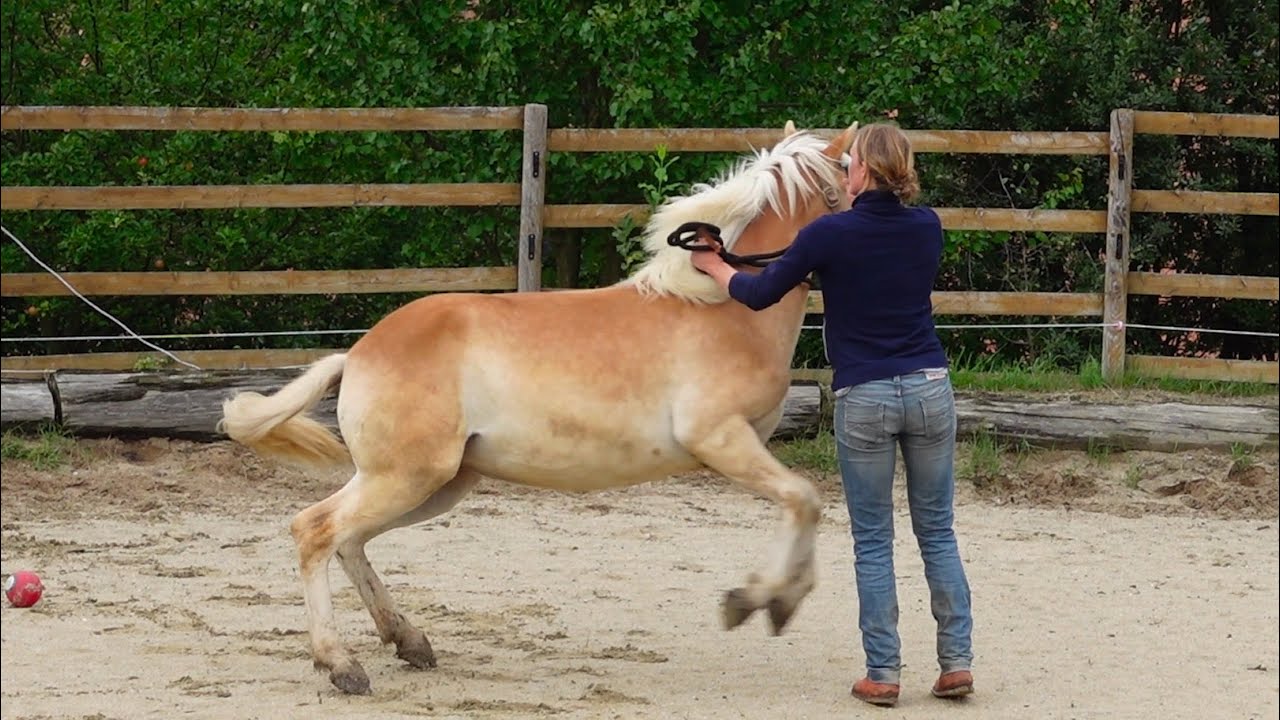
[1230,442,1256,471]
[1123,464,1143,489]
[1,424,77,471]
[770,432,838,475]
[951,354,1098,393]
[1086,439,1114,463]
[959,429,1005,486]
[949,355,1275,397]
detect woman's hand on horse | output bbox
[691,250,737,289]
[691,248,725,274]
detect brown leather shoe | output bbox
[932,670,974,698]
[852,677,900,707]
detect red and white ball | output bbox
[4,570,44,608]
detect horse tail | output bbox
[219,353,350,469]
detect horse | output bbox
[219,120,859,695]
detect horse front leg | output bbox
[676,414,821,634]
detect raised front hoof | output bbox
[328,664,372,695]
[721,588,759,630]
[395,636,438,670]
[766,596,798,636]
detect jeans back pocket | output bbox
[837,397,887,450]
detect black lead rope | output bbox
[665,221,787,268]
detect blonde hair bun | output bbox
[852,123,920,203]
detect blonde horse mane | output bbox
[622,131,845,304]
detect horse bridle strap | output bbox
[666,222,788,268]
[667,221,815,289]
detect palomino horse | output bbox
[220,120,858,694]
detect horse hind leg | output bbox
[290,458,462,695]
[677,414,821,635]
[334,469,481,671]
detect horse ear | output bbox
[824,121,859,158]
[784,120,797,136]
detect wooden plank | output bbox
[0,105,525,132]
[1,349,341,372]
[547,128,1107,155]
[548,128,784,152]
[0,267,517,297]
[933,208,1106,233]
[1132,111,1280,139]
[0,109,1109,152]
[1127,272,1279,301]
[954,394,1278,449]
[1103,109,1135,383]
[932,291,1103,316]
[904,130,1108,155]
[545,204,1106,232]
[1131,189,1279,215]
[545,204,649,228]
[1127,355,1279,385]
[518,104,548,292]
[1,183,520,210]
[804,291,1102,316]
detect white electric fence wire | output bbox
[2,225,202,369]
[3,329,369,342]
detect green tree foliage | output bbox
[2,0,1275,366]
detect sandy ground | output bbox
[1,438,1277,720]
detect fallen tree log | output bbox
[0,370,821,442]
[954,394,1277,452]
[0,373,58,427]
[2,371,1276,451]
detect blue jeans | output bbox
[834,371,973,684]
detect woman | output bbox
[691,122,974,707]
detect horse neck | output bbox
[732,185,829,257]
[731,202,826,360]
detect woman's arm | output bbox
[692,229,822,310]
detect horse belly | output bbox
[462,423,697,492]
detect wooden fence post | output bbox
[1102,109,1134,383]
[518,104,548,291]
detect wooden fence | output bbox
[1,105,1276,382]
[1103,110,1279,383]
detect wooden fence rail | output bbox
[0,183,522,210]
[2,105,1276,383]
[543,205,1108,232]
[545,128,1109,154]
[0,268,517,297]
[0,105,526,131]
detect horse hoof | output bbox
[721,588,758,630]
[329,664,372,695]
[766,597,797,636]
[396,638,438,670]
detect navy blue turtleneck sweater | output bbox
[727,189,948,391]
